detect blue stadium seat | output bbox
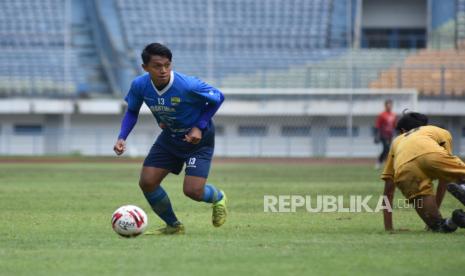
[0,0,109,97]
[115,0,343,86]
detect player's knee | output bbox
[138,177,160,193]
[183,185,203,201]
[138,179,151,192]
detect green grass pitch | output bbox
[1,160,464,275]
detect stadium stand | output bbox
[117,0,334,50]
[0,0,65,48]
[458,0,465,49]
[429,20,456,49]
[220,49,413,88]
[0,49,83,96]
[2,0,465,158]
[115,0,344,85]
[370,49,465,97]
[0,0,109,97]
[0,0,464,97]
[0,0,67,96]
[304,49,414,88]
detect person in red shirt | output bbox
[374,99,396,169]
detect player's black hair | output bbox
[141,43,172,64]
[395,109,428,132]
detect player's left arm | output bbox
[383,179,395,231]
[438,129,453,155]
[192,79,225,130]
[185,78,225,144]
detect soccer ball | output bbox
[111,205,148,238]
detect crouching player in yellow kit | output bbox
[381,111,465,233]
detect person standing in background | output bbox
[374,99,396,169]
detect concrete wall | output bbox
[1,112,464,157]
[1,90,464,157]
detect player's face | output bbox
[142,55,172,85]
[385,102,392,112]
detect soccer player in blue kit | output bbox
[113,43,227,235]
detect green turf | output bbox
[1,161,464,276]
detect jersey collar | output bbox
[150,71,174,96]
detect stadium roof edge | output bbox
[0,94,464,116]
[219,88,418,96]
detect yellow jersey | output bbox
[381,125,452,180]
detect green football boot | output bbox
[212,191,227,227]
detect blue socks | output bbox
[143,186,179,226]
[202,184,223,203]
[144,184,223,225]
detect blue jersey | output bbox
[125,71,223,141]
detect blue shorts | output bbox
[143,129,215,178]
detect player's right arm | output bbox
[114,109,138,155]
[114,80,143,155]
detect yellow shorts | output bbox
[395,152,465,200]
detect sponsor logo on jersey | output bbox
[171,97,181,106]
[150,105,176,112]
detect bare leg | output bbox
[413,195,442,229]
[183,175,207,201]
[436,179,448,208]
[183,175,227,227]
[413,195,457,233]
[139,167,170,192]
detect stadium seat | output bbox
[0,0,108,97]
[115,0,341,86]
[370,49,465,97]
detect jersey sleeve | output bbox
[189,77,223,105]
[437,128,453,155]
[124,80,144,113]
[381,147,395,180]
